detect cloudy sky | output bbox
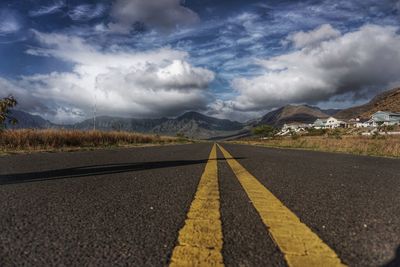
[1,0,400,123]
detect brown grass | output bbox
[233,135,400,158]
[0,129,183,154]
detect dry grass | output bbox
[233,135,400,158]
[0,129,183,154]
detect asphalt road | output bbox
[0,143,399,266]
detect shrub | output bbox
[328,129,342,139]
[252,125,276,137]
[306,128,327,136]
[0,96,18,129]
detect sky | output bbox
[1,0,400,123]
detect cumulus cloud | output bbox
[109,0,199,33]
[230,24,400,112]
[285,24,341,48]
[2,32,214,123]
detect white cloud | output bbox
[3,32,214,123]
[230,24,400,112]
[0,10,21,35]
[109,0,199,33]
[68,4,106,21]
[29,1,65,17]
[285,24,341,48]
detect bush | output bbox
[328,129,342,139]
[252,125,276,137]
[306,128,327,136]
[0,96,18,129]
[290,132,300,140]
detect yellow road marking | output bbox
[218,144,346,267]
[170,144,224,266]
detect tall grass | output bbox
[234,135,400,158]
[0,129,180,153]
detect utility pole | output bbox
[93,80,97,131]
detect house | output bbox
[348,118,373,128]
[282,123,310,131]
[371,111,400,125]
[313,117,346,129]
[277,123,309,136]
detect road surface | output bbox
[0,143,399,266]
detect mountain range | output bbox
[6,110,246,140]
[6,87,400,139]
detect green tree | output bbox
[0,96,18,129]
[252,125,276,137]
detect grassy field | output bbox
[233,135,400,158]
[0,129,186,155]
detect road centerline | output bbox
[217,144,346,267]
[169,143,224,266]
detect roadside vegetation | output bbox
[237,125,400,158]
[0,129,185,154]
[0,95,18,129]
[0,95,188,155]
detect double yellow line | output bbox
[170,144,346,267]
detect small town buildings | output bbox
[371,111,400,125]
[348,118,372,128]
[282,123,310,131]
[277,122,310,136]
[313,117,346,129]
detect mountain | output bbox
[5,110,54,129]
[258,105,329,127]
[73,116,168,132]
[74,111,245,139]
[335,87,400,119]
[6,111,245,140]
[315,107,341,116]
[152,111,245,139]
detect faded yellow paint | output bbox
[218,144,346,267]
[170,144,224,267]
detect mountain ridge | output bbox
[258,104,330,127]
[6,87,400,138]
[335,87,400,119]
[6,111,245,140]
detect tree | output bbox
[252,124,276,137]
[0,96,18,129]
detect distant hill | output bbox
[7,110,245,140]
[335,87,400,119]
[76,111,245,139]
[258,105,329,127]
[151,111,245,139]
[5,110,54,129]
[73,116,168,133]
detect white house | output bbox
[371,111,400,125]
[350,118,373,128]
[313,117,346,129]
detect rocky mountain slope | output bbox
[258,105,330,126]
[335,87,400,119]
